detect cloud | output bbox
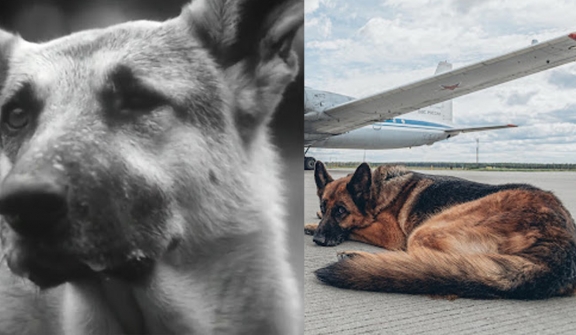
[542,105,576,123]
[505,90,538,106]
[450,0,491,14]
[305,0,576,163]
[306,15,333,39]
[305,0,336,15]
[548,69,576,89]
[305,0,321,14]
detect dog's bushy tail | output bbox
[315,249,576,299]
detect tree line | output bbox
[323,162,576,171]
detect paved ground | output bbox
[304,169,576,335]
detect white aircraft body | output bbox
[304,32,576,169]
[306,63,515,149]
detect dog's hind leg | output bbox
[315,249,565,299]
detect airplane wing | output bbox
[305,33,576,137]
[445,124,517,135]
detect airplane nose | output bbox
[0,172,68,237]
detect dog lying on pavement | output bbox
[306,161,576,299]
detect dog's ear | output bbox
[185,0,302,67]
[183,0,303,145]
[347,163,371,214]
[314,161,333,197]
[0,30,17,92]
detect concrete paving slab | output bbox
[304,169,576,335]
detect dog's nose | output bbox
[0,173,68,236]
[313,234,328,246]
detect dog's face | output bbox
[312,161,373,246]
[0,0,302,288]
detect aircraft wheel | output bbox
[304,157,316,170]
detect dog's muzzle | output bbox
[312,229,347,247]
[0,171,68,237]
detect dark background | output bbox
[0,0,304,293]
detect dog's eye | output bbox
[336,206,347,216]
[4,107,30,130]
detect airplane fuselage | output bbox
[312,119,452,149]
[304,87,454,150]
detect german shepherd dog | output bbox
[305,161,576,299]
[0,0,302,334]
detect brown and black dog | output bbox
[306,161,576,299]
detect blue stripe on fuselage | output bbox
[373,119,451,129]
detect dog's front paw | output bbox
[336,250,367,261]
[304,223,318,235]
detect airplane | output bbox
[304,62,517,168]
[304,32,576,170]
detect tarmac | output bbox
[304,169,576,335]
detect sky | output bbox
[305,0,576,164]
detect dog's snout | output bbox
[313,234,327,246]
[0,173,68,236]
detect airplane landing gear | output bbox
[304,146,316,170]
[304,156,316,170]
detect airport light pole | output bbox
[476,138,479,165]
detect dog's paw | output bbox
[429,294,459,301]
[304,223,318,235]
[336,250,365,261]
[316,211,323,219]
